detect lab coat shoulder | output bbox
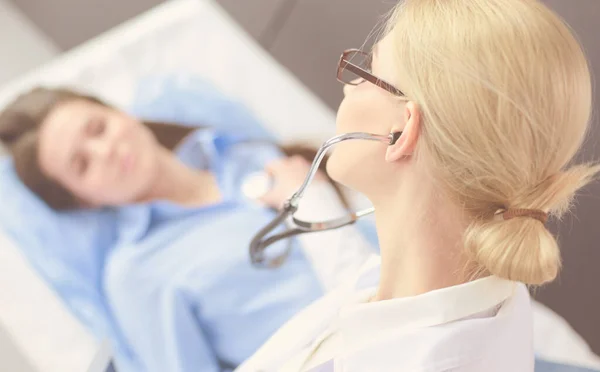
[238,282,533,372]
[338,285,534,372]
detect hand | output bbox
[260,155,326,209]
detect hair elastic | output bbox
[495,208,548,224]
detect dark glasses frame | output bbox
[337,48,405,97]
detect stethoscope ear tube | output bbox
[249,131,401,269]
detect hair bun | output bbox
[464,217,560,285]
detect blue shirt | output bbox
[104,130,323,372]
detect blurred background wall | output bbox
[0,0,58,85]
[1,0,599,353]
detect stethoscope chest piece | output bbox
[242,171,273,200]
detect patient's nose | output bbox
[87,138,115,162]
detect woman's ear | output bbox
[386,101,421,162]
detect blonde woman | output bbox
[239,0,598,370]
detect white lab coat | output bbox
[237,185,534,372]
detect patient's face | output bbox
[328,34,407,197]
[38,100,160,207]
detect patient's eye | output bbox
[86,117,106,137]
[72,154,89,176]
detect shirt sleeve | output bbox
[292,182,376,292]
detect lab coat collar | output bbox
[237,255,519,372]
[338,257,517,353]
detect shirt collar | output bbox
[338,256,517,352]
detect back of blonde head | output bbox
[386,0,598,285]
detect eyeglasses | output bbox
[337,49,405,97]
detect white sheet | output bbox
[0,0,597,371]
[0,233,97,372]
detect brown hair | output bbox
[0,87,346,210]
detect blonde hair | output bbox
[385,0,598,285]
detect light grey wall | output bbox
[0,0,58,86]
[7,0,292,50]
[8,0,165,50]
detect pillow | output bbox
[0,159,119,341]
[128,74,275,141]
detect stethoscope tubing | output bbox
[249,131,401,268]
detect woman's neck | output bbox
[143,147,222,207]
[371,186,471,301]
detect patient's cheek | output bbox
[70,176,115,206]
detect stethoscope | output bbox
[249,131,402,268]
